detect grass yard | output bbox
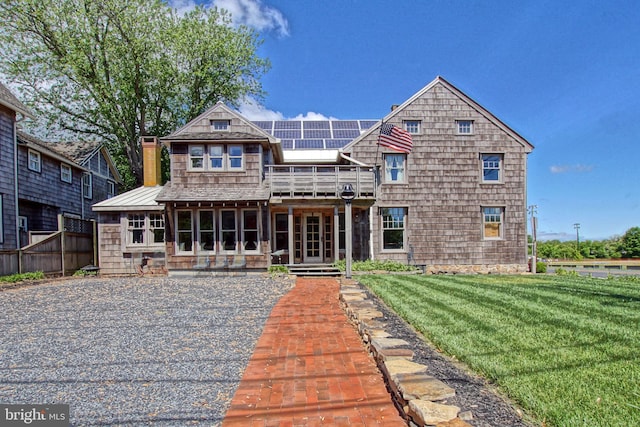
[358,274,640,427]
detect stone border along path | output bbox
[340,278,532,427]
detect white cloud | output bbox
[550,164,595,174]
[167,0,289,36]
[239,97,337,121]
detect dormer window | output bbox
[211,120,230,131]
[188,144,244,172]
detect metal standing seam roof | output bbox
[92,185,164,211]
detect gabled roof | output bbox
[0,82,33,118]
[92,185,164,211]
[17,131,87,172]
[58,140,123,184]
[342,76,534,153]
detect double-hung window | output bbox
[242,210,259,252]
[28,149,41,172]
[176,210,193,253]
[82,174,92,199]
[381,207,406,251]
[61,164,72,183]
[208,145,224,170]
[384,153,406,183]
[483,207,504,239]
[198,210,216,252]
[220,210,237,252]
[481,154,503,183]
[190,145,205,170]
[228,145,243,169]
[128,214,146,244]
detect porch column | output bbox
[287,206,294,265]
[333,205,339,263]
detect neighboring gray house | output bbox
[16,132,121,245]
[0,82,32,252]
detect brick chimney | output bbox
[141,136,161,187]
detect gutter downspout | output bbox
[14,118,22,271]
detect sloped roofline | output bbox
[17,131,88,172]
[0,82,33,119]
[342,76,534,153]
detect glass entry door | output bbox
[303,214,323,263]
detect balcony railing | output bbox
[265,165,376,199]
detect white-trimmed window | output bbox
[189,145,205,170]
[188,144,244,171]
[404,120,421,134]
[242,209,259,252]
[60,164,72,183]
[381,207,406,251]
[456,120,474,135]
[82,174,92,199]
[126,213,164,247]
[176,210,193,253]
[198,210,216,252]
[208,145,224,170]
[211,120,230,131]
[483,207,504,239]
[220,210,237,252]
[28,149,41,172]
[107,181,116,198]
[481,154,503,183]
[384,153,406,183]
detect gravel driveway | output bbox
[0,276,293,426]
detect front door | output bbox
[303,213,323,263]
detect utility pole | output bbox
[574,223,581,255]
[529,205,538,273]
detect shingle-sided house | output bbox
[16,132,121,246]
[94,76,533,275]
[0,82,32,252]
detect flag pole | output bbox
[374,119,383,185]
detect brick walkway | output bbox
[222,277,406,426]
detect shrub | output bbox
[536,261,547,273]
[0,271,45,283]
[333,259,419,273]
[268,265,289,275]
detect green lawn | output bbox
[358,274,640,427]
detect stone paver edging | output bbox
[340,279,474,427]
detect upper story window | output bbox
[384,153,406,183]
[483,207,504,240]
[82,174,92,199]
[404,120,421,134]
[481,154,503,183]
[107,181,116,198]
[28,149,41,172]
[211,120,230,131]
[189,144,244,172]
[61,164,72,183]
[456,120,474,135]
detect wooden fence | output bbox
[0,215,96,277]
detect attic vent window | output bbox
[456,120,474,135]
[211,120,230,131]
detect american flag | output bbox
[378,123,413,153]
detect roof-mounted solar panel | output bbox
[304,129,331,138]
[303,121,330,129]
[274,120,301,129]
[333,129,360,138]
[295,139,324,149]
[254,121,273,131]
[331,120,358,129]
[274,130,302,139]
[359,120,378,130]
[325,139,351,149]
[281,139,294,149]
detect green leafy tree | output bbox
[0,0,270,189]
[620,227,640,258]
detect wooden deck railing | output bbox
[265,165,376,199]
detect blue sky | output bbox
[186,1,637,240]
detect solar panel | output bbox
[359,120,378,130]
[325,139,351,149]
[254,121,273,131]
[281,139,294,149]
[331,120,358,129]
[274,130,302,139]
[303,121,330,129]
[304,129,331,138]
[274,120,301,129]
[295,139,324,149]
[333,129,360,138]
